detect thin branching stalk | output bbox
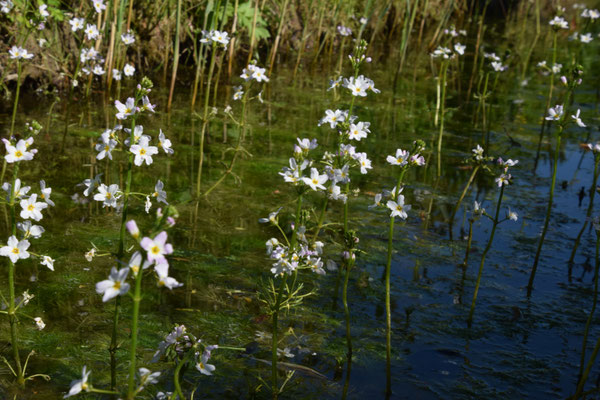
[384,168,407,396]
[436,61,448,177]
[578,230,600,381]
[468,184,504,327]
[167,0,182,111]
[449,165,480,240]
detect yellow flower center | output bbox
[151,245,160,255]
[312,178,319,185]
[113,281,121,289]
[140,148,146,155]
[106,193,112,199]
[27,204,34,211]
[12,248,19,254]
[15,151,23,158]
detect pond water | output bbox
[1,26,600,400]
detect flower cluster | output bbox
[264,231,327,276]
[200,29,230,46]
[240,62,269,83]
[494,158,518,187]
[370,141,426,219]
[151,325,219,376]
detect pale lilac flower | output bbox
[386,149,409,166]
[545,105,563,121]
[130,136,159,166]
[121,32,135,45]
[4,139,35,163]
[91,0,106,13]
[123,63,135,77]
[34,317,45,330]
[64,366,91,398]
[0,235,30,263]
[387,196,410,219]
[115,97,135,120]
[96,267,130,302]
[94,183,120,208]
[141,231,173,264]
[9,46,34,60]
[158,130,174,154]
[302,168,328,191]
[572,109,586,127]
[20,194,48,221]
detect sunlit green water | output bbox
[0,27,600,399]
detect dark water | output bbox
[0,34,600,399]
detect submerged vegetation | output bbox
[0,0,600,398]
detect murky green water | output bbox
[1,29,600,399]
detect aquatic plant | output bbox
[528,64,584,296]
[370,140,425,396]
[0,121,54,386]
[468,157,519,326]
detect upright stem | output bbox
[196,45,218,197]
[436,62,448,177]
[110,114,137,389]
[579,232,600,381]
[126,259,143,398]
[7,164,23,384]
[528,124,563,296]
[10,61,22,137]
[533,31,557,173]
[568,155,600,269]
[449,165,480,241]
[468,185,504,326]
[271,193,303,399]
[463,218,474,266]
[167,0,182,111]
[384,168,407,396]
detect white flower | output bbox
[140,96,155,113]
[115,97,135,120]
[348,121,370,141]
[82,173,102,197]
[546,104,563,121]
[121,32,135,45]
[158,130,174,155]
[302,168,328,191]
[39,4,49,18]
[552,63,562,74]
[210,30,230,45]
[41,255,55,271]
[155,263,183,289]
[9,46,34,60]
[549,15,568,29]
[251,66,269,82]
[387,196,410,219]
[0,236,30,263]
[141,231,173,264]
[20,194,48,221]
[96,267,130,302]
[123,63,135,77]
[85,248,96,262]
[152,180,168,204]
[92,0,106,13]
[580,33,593,43]
[337,25,352,36]
[3,178,30,201]
[572,109,586,127]
[95,130,117,160]
[454,43,466,55]
[130,136,159,166]
[112,69,122,81]
[319,109,346,129]
[1,0,14,13]
[137,367,161,389]
[84,24,99,40]
[491,61,507,72]
[354,152,372,174]
[328,76,342,91]
[195,351,216,375]
[17,221,44,239]
[64,366,91,398]
[145,196,152,213]
[508,209,518,222]
[69,17,84,32]
[472,145,484,160]
[94,183,121,208]
[232,85,244,100]
[92,65,105,76]
[386,149,409,166]
[4,139,35,163]
[495,173,511,187]
[39,180,54,206]
[343,75,369,97]
[34,317,45,330]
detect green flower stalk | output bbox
[568,145,600,272]
[528,65,583,297]
[448,144,492,241]
[468,159,518,327]
[578,219,600,384]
